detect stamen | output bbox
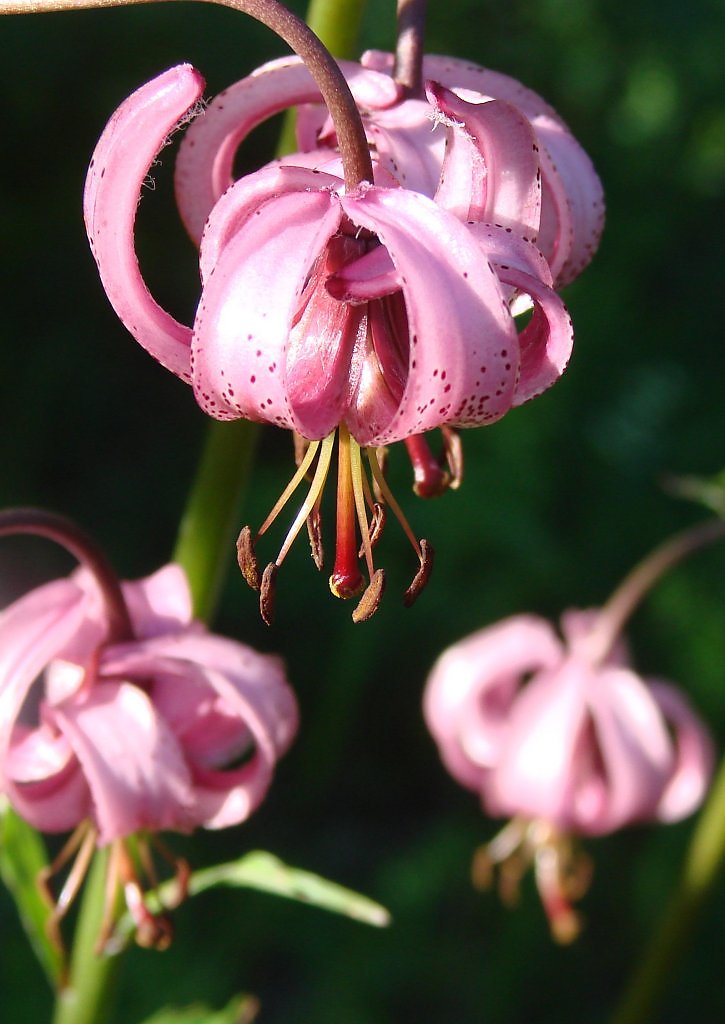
[257,438,321,540]
[441,426,463,490]
[275,433,335,567]
[534,841,582,945]
[405,434,450,497]
[260,563,278,626]
[403,538,434,607]
[330,425,365,599]
[352,568,386,622]
[349,432,375,581]
[38,821,97,959]
[360,503,386,554]
[237,525,261,590]
[306,503,325,570]
[366,448,423,560]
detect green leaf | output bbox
[0,799,64,986]
[140,993,259,1024]
[115,849,390,945]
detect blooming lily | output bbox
[0,510,297,947]
[85,62,573,620]
[423,609,713,941]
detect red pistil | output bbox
[329,425,365,599]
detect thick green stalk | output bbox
[611,754,725,1024]
[52,850,123,1024]
[305,0,366,56]
[172,419,260,620]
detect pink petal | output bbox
[191,184,346,433]
[532,116,605,286]
[0,579,88,773]
[428,82,541,236]
[4,722,91,833]
[469,225,574,402]
[423,615,563,792]
[361,97,447,195]
[198,163,342,284]
[325,244,401,302]
[84,65,203,381]
[338,185,519,444]
[583,666,675,833]
[100,633,298,829]
[120,563,194,637]
[52,681,196,844]
[174,55,400,243]
[485,661,593,825]
[649,680,714,822]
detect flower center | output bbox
[237,426,433,623]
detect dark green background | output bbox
[1,1,723,1020]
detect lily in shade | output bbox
[424,607,713,942]
[0,509,297,949]
[85,61,575,620]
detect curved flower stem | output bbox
[0,0,373,188]
[393,0,428,94]
[585,517,725,664]
[52,850,123,1024]
[0,508,132,641]
[172,419,260,620]
[610,752,725,1024]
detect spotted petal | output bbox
[84,64,204,381]
[175,55,401,243]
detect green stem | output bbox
[611,753,725,1024]
[305,0,366,56]
[52,850,123,1024]
[172,419,260,620]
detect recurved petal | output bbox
[469,225,574,403]
[100,633,298,829]
[52,681,196,844]
[192,186,344,431]
[532,115,605,286]
[119,564,194,637]
[484,661,592,825]
[648,680,714,823]
[423,615,563,792]
[84,65,202,381]
[199,163,342,284]
[428,82,541,235]
[583,666,675,833]
[0,579,88,785]
[338,185,519,445]
[175,55,400,242]
[4,722,91,833]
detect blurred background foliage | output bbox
[0,0,723,1020]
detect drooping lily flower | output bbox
[173,52,604,288]
[0,513,297,947]
[423,610,713,941]
[85,63,573,620]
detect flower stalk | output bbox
[611,752,725,1024]
[585,517,725,664]
[0,0,374,188]
[393,0,428,94]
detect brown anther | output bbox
[259,562,278,625]
[441,426,463,490]
[134,911,175,951]
[403,538,434,607]
[306,507,324,570]
[236,526,261,590]
[352,568,386,622]
[359,503,386,556]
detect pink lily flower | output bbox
[423,610,713,940]
[0,562,298,843]
[84,63,573,618]
[173,51,604,287]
